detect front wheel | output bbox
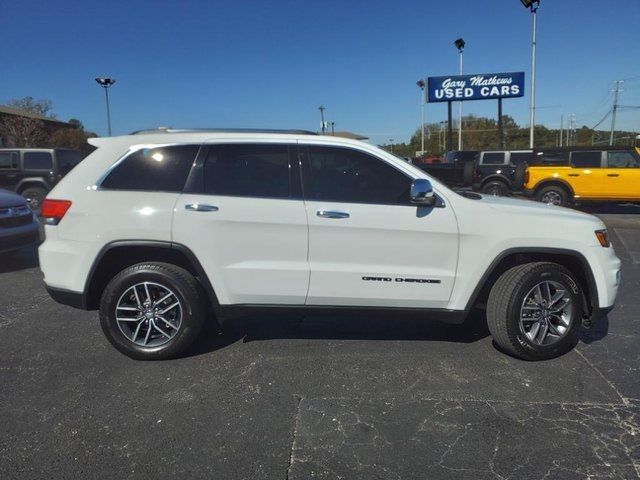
[99,262,206,360]
[486,262,583,360]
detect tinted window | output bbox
[532,150,568,165]
[0,152,18,169]
[571,151,601,168]
[23,152,53,170]
[203,144,290,198]
[607,151,639,168]
[481,152,506,165]
[56,150,81,175]
[101,145,199,191]
[510,152,532,165]
[304,146,411,204]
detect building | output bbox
[0,105,72,147]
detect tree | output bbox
[51,128,97,157]
[1,96,56,147]
[6,96,56,118]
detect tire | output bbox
[513,163,526,190]
[462,160,475,185]
[481,180,509,197]
[486,262,583,361]
[99,262,206,360]
[21,187,48,214]
[536,185,569,207]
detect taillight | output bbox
[41,199,72,225]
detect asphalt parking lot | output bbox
[1,206,640,480]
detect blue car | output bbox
[0,188,40,253]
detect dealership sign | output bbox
[427,72,525,103]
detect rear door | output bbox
[567,151,605,198]
[301,144,458,309]
[603,150,640,199]
[173,142,309,305]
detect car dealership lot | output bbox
[1,209,640,480]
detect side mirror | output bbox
[411,178,436,206]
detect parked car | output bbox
[524,147,640,206]
[472,150,530,196]
[414,150,477,188]
[0,148,82,213]
[40,129,620,361]
[0,188,40,254]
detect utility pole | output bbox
[610,80,623,146]
[527,1,540,148]
[559,114,563,147]
[318,106,326,134]
[389,139,394,153]
[330,122,335,135]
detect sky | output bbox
[1,0,639,145]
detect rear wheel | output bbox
[486,262,583,360]
[536,185,569,207]
[21,186,48,214]
[99,262,206,360]
[481,180,509,197]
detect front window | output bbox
[302,146,411,205]
[607,151,639,168]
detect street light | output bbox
[454,38,465,151]
[95,77,116,136]
[416,79,426,155]
[389,139,394,153]
[520,0,540,148]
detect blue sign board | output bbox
[427,72,525,103]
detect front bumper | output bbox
[0,220,40,253]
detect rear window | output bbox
[509,152,532,165]
[571,151,601,168]
[0,151,18,169]
[531,150,568,166]
[481,152,506,165]
[56,150,82,175]
[101,145,199,192]
[23,151,53,170]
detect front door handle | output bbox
[185,203,219,212]
[317,210,350,219]
[568,173,579,177]
[607,173,620,177]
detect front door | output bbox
[300,145,459,309]
[173,143,309,305]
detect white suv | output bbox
[39,129,621,361]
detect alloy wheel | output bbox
[541,191,562,206]
[115,282,182,347]
[519,280,573,346]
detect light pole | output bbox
[95,77,116,136]
[389,139,394,153]
[318,106,326,134]
[520,0,540,148]
[454,38,465,151]
[416,79,426,154]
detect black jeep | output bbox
[0,148,82,213]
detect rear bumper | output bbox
[46,286,89,310]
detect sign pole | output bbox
[447,101,453,152]
[498,98,504,149]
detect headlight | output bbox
[595,229,610,248]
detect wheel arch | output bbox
[16,178,51,194]
[480,175,511,188]
[533,179,574,197]
[84,240,220,312]
[465,248,598,317]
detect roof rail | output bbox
[129,127,318,135]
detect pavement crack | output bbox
[575,348,629,406]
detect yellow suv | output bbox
[524,148,640,206]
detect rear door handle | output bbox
[568,173,579,177]
[185,203,219,212]
[607,173,619,177]
[317,210,350,219]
